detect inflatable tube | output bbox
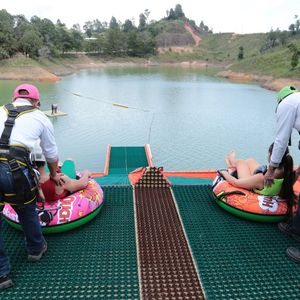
[212,174,297,223]
[3,179,104,233]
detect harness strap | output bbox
[0,104,36,149]
[0,103,38,207]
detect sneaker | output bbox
[0,275,13,290]
[27,242,47,262]
[286,247,300,263]
[278,222,300,242]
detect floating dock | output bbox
[2,145,300,299]
[43,110,67,117]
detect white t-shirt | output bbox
[270,92,300,167]
[0,98,58,162]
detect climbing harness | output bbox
[0,103,39,207]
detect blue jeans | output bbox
[0,162,45,278]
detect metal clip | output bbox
[8,158,20,172]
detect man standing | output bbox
[264,86,300,263]
[0,83,62,289]
[51,103,58,115]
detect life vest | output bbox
[0,103,38,207]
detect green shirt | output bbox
[253,178,283,196]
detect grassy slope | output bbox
[198,33,266,62]
[231,47,300,78]
[198,33,300,78]
[0,55,40,69]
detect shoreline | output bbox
[217,70,300,91]
[0,56,299,91]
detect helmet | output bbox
[13,83,40,101]
[277,86,298,103]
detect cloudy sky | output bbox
[2,0,300,33]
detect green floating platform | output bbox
[96,146,149,185]
[168,176,213,185]
[108,146,148,174]
[1,186,139,300]
[173,185,300,299]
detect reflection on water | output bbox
[1,66,297,172]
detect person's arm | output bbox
[265,102,296,186]
[47,160,64,186]
[219,170,264,190]
[264,165,277,187]
[270,102,296,168]
[39,115,59,163]
[59,171,91,192]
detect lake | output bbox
[0,66,299,172]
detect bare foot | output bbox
[225,151,236,170]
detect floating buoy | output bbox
[113,103,129,109]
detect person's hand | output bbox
[218,170,229,178]
[50,173,65,186]
[219,170,228,176]
[264,166,276,187]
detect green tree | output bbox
[167,9,176,20]
[70,28,84,52]
[31,17,57,46]
[199,20,209,33]
[0,9,17,57]
[174,4,185,19]
[83,21,93,37]
[0,47,9,59]
[105,28,126,55]
[289,23,296,35]
[123,19,135,32]
[14,14,30,40]
[109,17,119,30]
[93,19,106,33]
[84,36,102,54]
[238,46,244,60]
[288,43,300,69]
[19,30,42,57]
[138,13,147,31]
[288,15,300,35]
[55,20,73,53]
[127,31,139,55]
[127,31,155,56]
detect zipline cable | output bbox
[63,89,149,112]
[62,88,155,143]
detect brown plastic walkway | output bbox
[134,167,205,299]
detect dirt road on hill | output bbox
[184,22,201,46]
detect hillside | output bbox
[154,21,300,87]
[1,18,300,90]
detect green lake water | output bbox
[0,66,298,172]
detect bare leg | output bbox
[235,159,252,178]
[245,158,260,174]
[235,158,260,179]
[61,170,92,192]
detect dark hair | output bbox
[269,143,295,218]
